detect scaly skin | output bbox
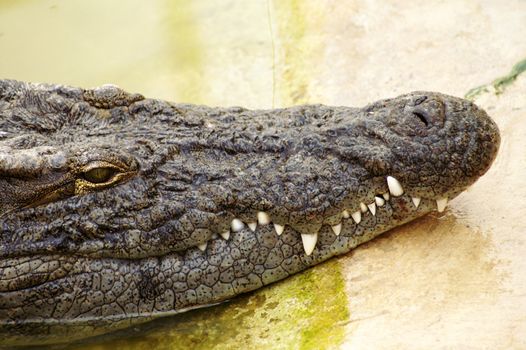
[0,80,499,346]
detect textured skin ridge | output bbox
[0,80,500,346]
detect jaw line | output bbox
[187,174,453,257]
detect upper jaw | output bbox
[0,88,500,260]
[0,172,459,261]
[186,174,457,257]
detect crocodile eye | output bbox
[82,167,117,184]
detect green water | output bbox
[0,0,273,106]
[0,1,350,349]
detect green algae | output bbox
[73,259,349,350]
[271,0,326,106]
[465,58,526,100]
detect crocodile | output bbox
[0,80,500,347]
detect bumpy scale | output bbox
[0,80,500,346]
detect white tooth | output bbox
[387,176,404,196]
[331,223,342,236]
[248,222,257,231]
[375,196,385,206]
[274,223,285,235]
[342,210,350,219]
[257,211,271,225]
[231,218,244,232]
[360,202,368,213]
[382,193,390,201]
[351,211,361,224]
[198,242,207,251]
[412,197,421,208]
[367,202,376,216]
[301,233,318,256]
[436,197,448,213]
[211,233,219,240]
[220,230,230,240]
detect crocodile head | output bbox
[0,80,499,346]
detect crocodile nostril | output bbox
[413,110,430,126]
[406,95,446,127]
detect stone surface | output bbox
[1,0,525,349]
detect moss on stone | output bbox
[466,58,526,100]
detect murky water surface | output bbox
[0,0,277,108]
[1,0,526,349]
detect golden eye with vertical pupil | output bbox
[82,167,117,184]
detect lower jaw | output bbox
[0,194,443,346]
